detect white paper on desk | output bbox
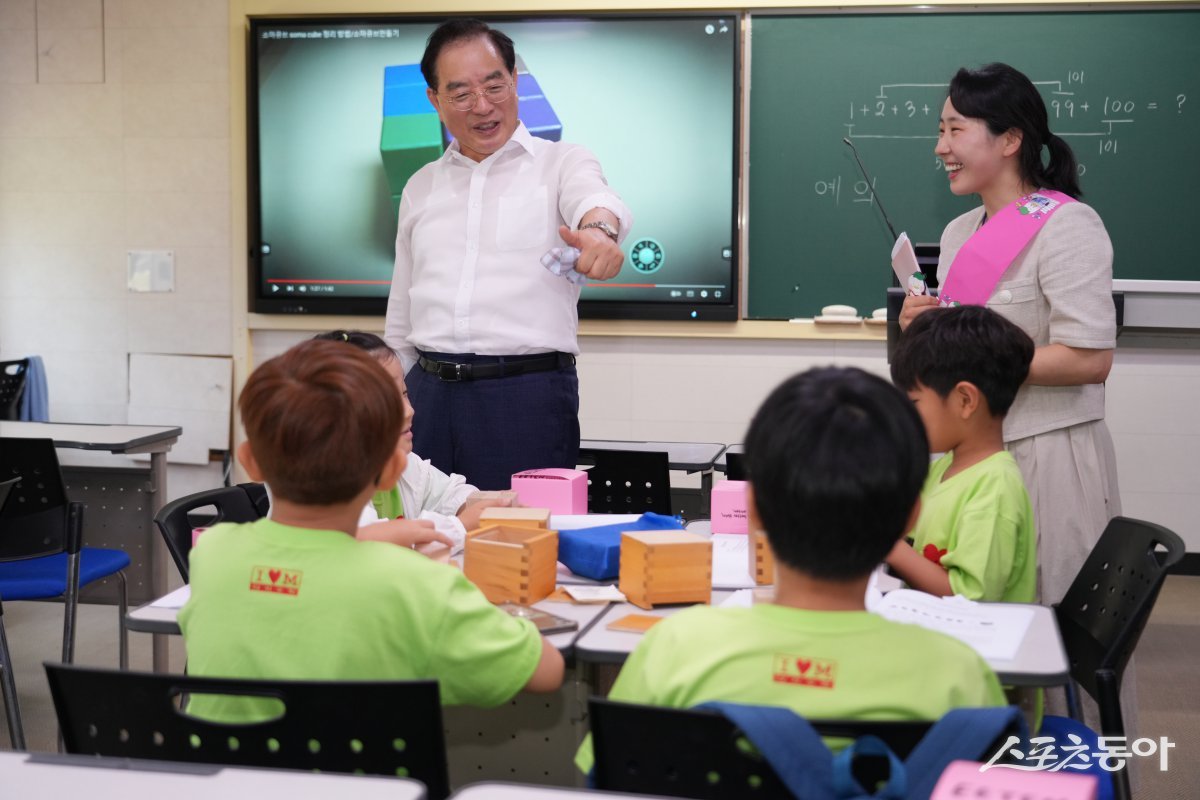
[891,232,921,287]
[150,585,191,609]
[565,585,627,603]
[711,534,757,589]
[720,589,756,609]
[871,589,1035,661]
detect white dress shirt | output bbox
[386,122,631,371]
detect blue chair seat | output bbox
[0,548,131,601]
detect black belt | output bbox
[417,352,576,382]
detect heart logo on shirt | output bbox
[796,659,812,674]
[249,565,303,596]
[923,544,947,566]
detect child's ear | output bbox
[237,441,265,482]
[375,443,407,490]
[953,381,982,419]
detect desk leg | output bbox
[150,451,169,673]
[700,469,713,510]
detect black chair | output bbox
[45,663,451,799]
[590,698,940,798]
[153,483,268,582]
[0,359,28,420]
[0,476,23,748]
[723,451,746,481]
[0,439,130,750]
[578,448,672,515]
[1053,516,1185,800]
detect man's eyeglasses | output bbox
[442,81,513,111]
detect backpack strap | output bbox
[831,735,906,800]
[700,701,835,800]
[903,707,1028,800]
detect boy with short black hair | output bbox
[575,367,1004,773]
[180,340,563,722]
[888,304,1037,602]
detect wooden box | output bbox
[479,506,552,529]
[749,528,776,586]
[619,530,712,610]
[464,525,559,605]
[467,489,519,505]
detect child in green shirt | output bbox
[576,367,1005,773]
[180,340,563,722]
[313,330,510,553]
[888,305,1037,603]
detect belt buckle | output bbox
[438,361,470,381]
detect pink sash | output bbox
[939,190,1076,306]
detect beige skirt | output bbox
[1007,418,1122,606]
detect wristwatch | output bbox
[579,220,619,244]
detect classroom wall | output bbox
[2,0,1198,548]
[0,0,230,495]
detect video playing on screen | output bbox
[250,15,740,319]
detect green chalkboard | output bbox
[747,11,1200,319]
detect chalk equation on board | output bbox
[815,70,1188,205]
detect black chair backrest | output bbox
[0,359,28,420]
[578,449,672,515]
[0,437,70,560]
[1054,516,1185,704]
[0,476,18,514]
[589,698,933,799]
[45,663,451,799]
[153,484,269,582]
[724,452,745,481]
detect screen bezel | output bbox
[246,12,742,321]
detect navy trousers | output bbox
[406,353,581,491]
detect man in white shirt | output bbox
[385,19,632,490]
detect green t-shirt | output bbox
[179,518,542,721]
[575,603,1005,772]
[911,451,1037,603]
[371,485,404,519]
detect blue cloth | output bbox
[18,355,48,422]
[558,512,682,581]
[406,353,580,491]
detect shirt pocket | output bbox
[989,279,1038,306]
[495,186,551,251]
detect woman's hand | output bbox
[898,293,940,331]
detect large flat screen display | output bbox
[249,14,740,320]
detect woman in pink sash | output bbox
[901,63,1124,729]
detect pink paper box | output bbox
[931,760,1098,799]
[711,480,749,534]
[511,468,587,515]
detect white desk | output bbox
[0,420,181,670]
[574,594,1069,687]
[714,443,742,474]
[451,782,664,799]
[0,752,425,799]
